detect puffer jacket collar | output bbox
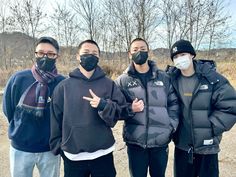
[125,60,159,80]
[167,60,220,85]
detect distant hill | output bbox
[0,32,236,65]
[0,32,35,58]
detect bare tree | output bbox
[51,2,80,48]
[206,0,230,52]
[9,0,45,40]
[160,0,230,51]
[132,0,162,42]
[0,0,8,68]
[70,0,101,41]
[50,2,81,64]
[160,0,180,49]
[103,0,135,53]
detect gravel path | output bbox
[0,105,236,177]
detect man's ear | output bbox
[56,54,60,60]
[190,54,195,60]
[76,54,81,62]
[128,51,132,59]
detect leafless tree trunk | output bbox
[51,1,80,64]
[102,0,135,64]
[0,0,7,69]
[161,0,230,51]
[9,0,45,65]
[71,0,101,41]
[9,0,45,40]
[133,0,162,42]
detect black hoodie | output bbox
[50,66,128,155]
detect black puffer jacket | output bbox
[167,60,236,154]
[115,60,179,148]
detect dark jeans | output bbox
[127,144,168,177]
[174,147,219,177]
[61,152,116,177]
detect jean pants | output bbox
[10,145,61,177]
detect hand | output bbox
[132,98,144,112]
[83,89,101,108]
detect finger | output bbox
[138,100,144,104]
[89,89,97,98]
[83,96,93,101]
[133,98,138,103]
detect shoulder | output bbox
[7,69,33,84]
[156,69,171,83]
[116,73,129,81]
[55,74,66,83]
[115,72,134,87]
[12,69,32,79]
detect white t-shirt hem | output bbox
[64,144,115,161]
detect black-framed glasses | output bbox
[35,51,58,59]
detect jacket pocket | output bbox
[9,119,24,140]
[61,124,114,154]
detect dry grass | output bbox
[0,58,235,87]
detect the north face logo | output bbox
[199,84,208,90]
[154,81,164,86]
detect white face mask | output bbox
[174,55,191,70]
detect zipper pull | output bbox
[187,146,194,164]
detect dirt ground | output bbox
[0,105,236,177]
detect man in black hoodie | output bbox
[167,39,236,177]
[50,40,131,177]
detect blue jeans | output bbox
[10,145,61,177]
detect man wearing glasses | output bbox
[2,37,64,177]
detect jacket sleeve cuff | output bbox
[97,98,107,111]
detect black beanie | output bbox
[170,39,196,60]
[36,37,60,52]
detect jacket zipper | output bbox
[134,77,149,149]
[144,83,149,149]
[189,82,201,151]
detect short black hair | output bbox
[77,39,100,54]
[130,38,149,51]
[36,37,59,52]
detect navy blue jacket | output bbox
[2,69,64,152]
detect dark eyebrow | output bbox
[36,49,56,53]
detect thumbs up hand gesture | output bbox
[132,98,144,113]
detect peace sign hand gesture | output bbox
[83,89,101,108]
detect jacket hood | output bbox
[125,60,159,79]
[69,66,106,81]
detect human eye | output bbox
[47,52,57,58]
[35,51,45,57]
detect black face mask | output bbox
[132,51,148,65]
[36,57,56,71]
[80,54,99,71]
